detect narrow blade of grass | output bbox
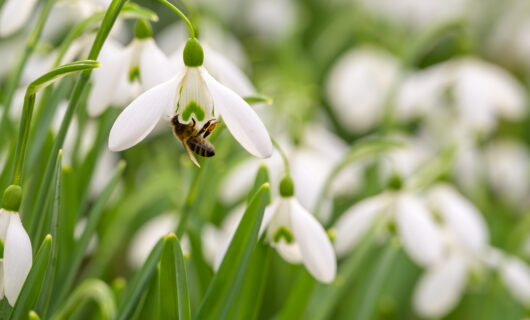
[195,183,270,320]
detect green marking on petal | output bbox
[182,101,205,122]
[129,65,140,82]
[273,226,294,244]
[0,238,4,259]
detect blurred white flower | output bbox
[333,192,444,267]
[412,184,490,318]
[355,0,470,31]
[73,217,98,257]
[244,0,298,41]
[128,213,189,268]
[108,39,272,159]
[485,140,530,207]
[0,209,32,306]
[88,37,174,116]
[397,58,527,136]
[325,47,401,133]
[263,195,337,283]
[202,205,245,270]
[499,256,530,306]
[0,0,39,37]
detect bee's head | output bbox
[171,115,180,126]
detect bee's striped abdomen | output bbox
[188,138,215,157]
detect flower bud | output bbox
[135,19,152,39]
[279,175,294,197]
[2,185,22,212]
[183,38,204,67]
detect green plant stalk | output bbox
[271,137,290,173]
[0,0,56,143]
[51,279,116,320]
[11,61,99,186]
[158,0,196,38]
[28,0,127,234]
[53,161,126,309]
[8,235,52,320]
[355,244,399,320]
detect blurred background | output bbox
[1,0,530,319]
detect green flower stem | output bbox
[11,61,100,186]
[271,137,290,173]
[0,0,56,144]
[158,0,196,38]
[51,279,116,320]
[314,138,403,218]
[355,243,399,320]
[28,0,127,232]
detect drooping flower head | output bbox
[0,185,32,306]
[108,37,272,163]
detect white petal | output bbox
[500,257,530,306]
[413,255,468,318]
[204,45,256,96]
[219,159,260,204]
[290,199,336,283]
[108,75,181,151]
[200,68,272,158]
[139,39,177,90]
[396,194,444,267]
[4,213,32,306]
[275,240,303,264]
[177,67,214,121]
[333,195,387,257]
[0,0,38,36]
[427,184,489,254]
[0,209,11,240]
[88,40,128,117]
[0,260,4,300]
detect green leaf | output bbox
[308,228,376,320]
[195,183,270,319]
[229,242,272,320]
[116,238,164,320]
[246,164,270,204]
[50,279,116,320]
[278,271,316,320]
[159,234,191,320]
[243,95,273,105]
[53,161,126,308]
[9,235,52,320]
[26,61,100,95]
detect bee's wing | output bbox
[183,142,201,167]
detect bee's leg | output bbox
[190,118,196,128]
[202,120,221,138]
[197,119,214,137]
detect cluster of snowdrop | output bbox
[1,0,530,317]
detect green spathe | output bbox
[135,19,152,39]
[279,175,294,197]
[2,185,22,212]
[183,38,204,67]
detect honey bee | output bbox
[171,115,220,167]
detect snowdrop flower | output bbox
[397,58,527,136]
[108,37,272,160]
[412,184,489,318]
[333,191,444,267]
[88,20,174,116]
[325,47,401,133]
[499,255,530,306]
[0,0,39,37]
[0,185,32,306]
[128,213,189,268]
[262,176,336,283]
[485,140,530,207]
[355,0,470,31]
